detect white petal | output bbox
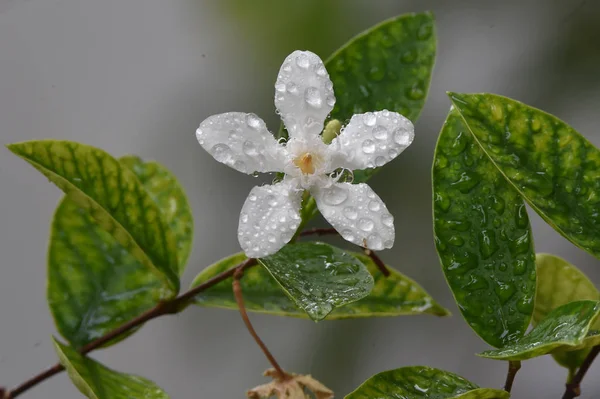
[196,112,286,174]
[238,179,303,258]
[313,182,394,250]
[274,50,336,139]
[329,110,414,170]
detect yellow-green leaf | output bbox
[191,251,449,319]
[8,140,180,294]
[53,338,169,399]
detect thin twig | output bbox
[562,345,600,399]
[6,258,258,398]
[298,227,338,237]
[363,249,390,277]
[503,360,521,393]
[232,267,288,381]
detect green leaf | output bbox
[534,253,600,369]
[433,109,536,348]
[258,242,373,321]
[345,366,508,399]
[120,155,193,274]
[53,338,169,399]
[8,140,180,293]
[479,300,600,361]
[191,251,449,319]
[449,93,600,260]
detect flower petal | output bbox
[329,110,414,170]
[196,112,286,174]
[313,182,394,250]
[238,179,303,258]
[274,50,336,139]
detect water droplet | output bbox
[375,156,386,167]
[341,229,355,242]
[358,218,374,232]
[323,185,348,206]
[305,87,322,108]
[407,85,424,100]
[367,233,382,249]
[381,213,393,227]
[233,160,246,172]
[326,95,336,107]
[316,65,327,76]
[246,113,261,129]
[368,200,381,212]
[296,54,310,69]
[275,82,286,92]
[479,229,499,259]
[362,139,376,154]
[417,23,433,40]
[267,234,277,243]
[240,213,248,223]
[211,143,232,163]
[372,125,388,140]
[448,236,464,246]
[266,195,278,207]
[394,128,412,146]
[243,140,258,156]
[343,206,358,220]
[363,112,376,126]
[248,193,257,202]
[367,65,385,81]
[286,82,299,95]
[494,281,516,304]
[388,149,398,158]
[278,215,287,223]
[400,49,417,64]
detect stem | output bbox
[503,360,521,393]
[363,249,390,277]
[232,268,288,380]
[6,258,257,398]
[562,345,600,399]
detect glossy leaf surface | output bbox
[120,155,193,274]
[534,253,600,368]
[479,300,600,360]
[433,109,536,348]
[345,366,508,399]
[449,93,600,260]
[53,338,169,399]
[8,140,180,293]
[192,252,449,318]
[48,197,163,348]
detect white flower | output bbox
[196,50,414,258]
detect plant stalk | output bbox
[503,360,521,393]
[562,345,600,399]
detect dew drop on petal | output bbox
[382,213,394,227]
[362,139,376,154]
[305,87,323,108]
[368,200,381,212]
[323,185,348,206]
[211,143,232,163]
[341,229,355,242]
[286,82,299,95]
[241,213,249,223]
[267,234,277,243]
[388,149,399,158]
[343,206,358,220]
[326,95,336,107]
[367,233,382,249]
[375,156,386,167]
[384,239,394,248]
[275,82,286,92]
[316,65,327,76]
[363,112,377,127]
[234,160,246,172]
[373,125,388,140]
[243,140,258,156]
[246,113,261,129]
[394,128,412,146]
[296,54,310,69]
[358,218,374,232]
[248,193,257,202]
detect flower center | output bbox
[293,153,316,174]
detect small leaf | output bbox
[48,197,163,348]
[53,338,169,399]
[449,93,600,261]
[534,253,600,369]
[191,251,448,319]
[8,140,180,293]
[345,366,508,399]
[120,155,194,274]
[433,109,536,348]
[479,300,600,361]
[258,242,373,321]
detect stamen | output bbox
[294,153,315,174]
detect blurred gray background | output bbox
[1,0,600,398]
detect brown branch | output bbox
[363,249,390,277]
[562,345,600,399]
[6,258,258,398]
[233,267,288,381]
[503,360,521,393]
[298,227,338,237]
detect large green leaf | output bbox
[257,242,373,321]
[191,251,449,318]
[345,366,509,399]
[479,300,600,361]
[433,109,536,348]
[449,93,600,260]
[534,253,600,369]
[8,140,180,293]
[120,155,193,274]
[48,197,163,349]
[53,338,169,399]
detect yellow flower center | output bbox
[293,153,315,175]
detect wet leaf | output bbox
[191,251,449,319]
[120,155,193,274]
[433,109,536,348]
[449,93,600,261]
[53,338,169,399]
[534,253,600,369]
[479,300,600,360]
[7,140,180,293]
[345,366,508,399]
[48,197,163,349]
